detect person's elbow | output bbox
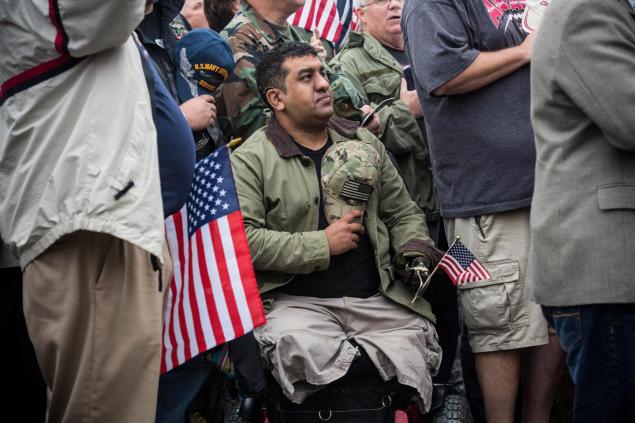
[431,84,449,96]
[64,4,146,57]
[431,78,463,96]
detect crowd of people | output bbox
[1,0,634,422]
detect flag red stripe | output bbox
[318,9,331,38]
[210,219,245,337]
[165,281,178,367]
[468,262,486,280]
[169,274,179,366]
[325,1,340,39]
[443,256,463,274]
[472,261,490,279]
[314,0,327,31]
[319,0,335,38]
[438,263,455,277]
[307,0,317,29]
[161,224,180,373]
[195,230,226,345]
[181,233,197,361]
[438,263,459,284]
[459,272,472,284]
[166,214,183,368]
[292,5,302,26]
[438,260,459,279]
[188,236,208,356]
[228,212,266,325]
[174,211,188,300]
[305,0,320,30]
[440,256,462,278]
[332,22,343,43]
[171,212,187,364]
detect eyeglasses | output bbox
[361,0,403,7]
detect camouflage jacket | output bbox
[220,1,362,141]
[229,115,436,322]
[331,31,440,220]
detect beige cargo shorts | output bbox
[445,208,549,353]
[253,293,442,411]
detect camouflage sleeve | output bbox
[326,61,365,122]
[329,51,371,110]
[219,31,270,141]
[367,129,434,259]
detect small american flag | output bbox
[162,147,266,373]
[289,0,358,46]
[438,240,491,285]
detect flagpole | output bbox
[411,236,461,304]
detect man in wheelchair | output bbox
[229,42,443,422]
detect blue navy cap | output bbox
[172,28,234,102]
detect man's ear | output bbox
[354,7,365,27]
[266,88,286,112]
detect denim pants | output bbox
[156,353,212,423]
[542,304,635,423]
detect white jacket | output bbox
[0,0,164,267]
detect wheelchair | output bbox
[226,345,472,423]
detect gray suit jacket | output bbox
[527,0,635,306]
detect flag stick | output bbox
[411,236,461,304]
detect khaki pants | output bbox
[23,231,166,423]
[254,293,441,412]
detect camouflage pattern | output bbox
[219,1,363,141]
[330,31,440,220]
[321,141,380,223]
[169,14,191,41]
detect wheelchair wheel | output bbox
[431,393,472,423]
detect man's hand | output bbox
[400,78,423,119]
[325,210,365,255]
[310,29,328,62]
[406,256,430,289]
[180,94,216,131]
[360,104,381,135]
[517,31,536,62]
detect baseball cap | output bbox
[321,141,380,224]
[172,28,234,102]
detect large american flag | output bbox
[162,147,266,373]
[438,240,491,285]
[289,0,358,46]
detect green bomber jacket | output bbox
[230,115,437,321]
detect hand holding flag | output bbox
[411,237,491,303]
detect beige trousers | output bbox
[254,293,441,412]
[23,231,167,423]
